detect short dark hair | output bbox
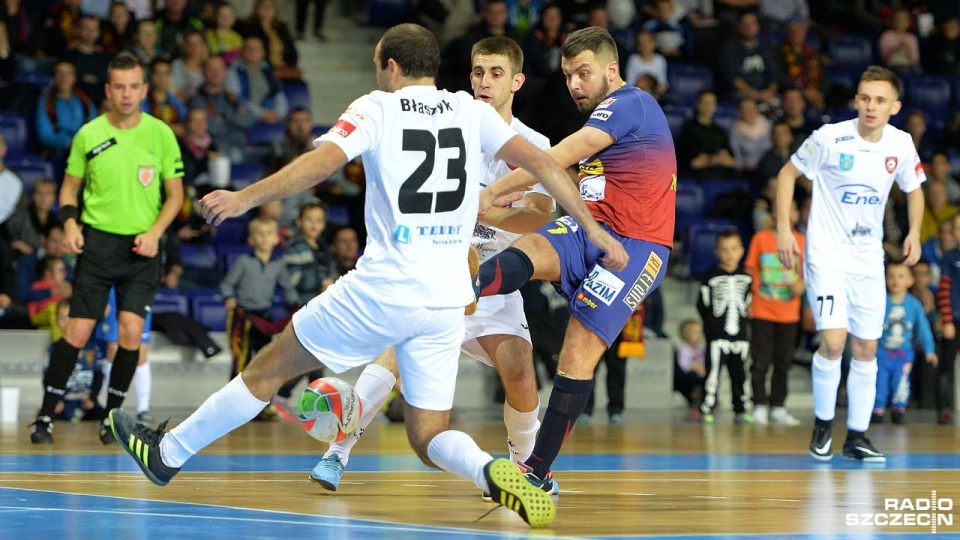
[378,23,440,79]
[108,52,144,82]
[472,36,524,74]
[715,229,742,247]
[42,255,63,275]
[562,26,619,64]
[298,200,327,219]
[859,65,901,98]
[149,57,172,72]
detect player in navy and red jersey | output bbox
[475,26,677,494]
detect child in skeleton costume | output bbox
[697,229,753,423]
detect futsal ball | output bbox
[298,377,363,442]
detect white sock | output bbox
[812,352,842,422]
[100,362,112,405]
[160,375,268,468]
[134,362,151,413]
[503,398,540,462]
[324,363,396,467]
[846,358,879,432]
[426,430,494,493]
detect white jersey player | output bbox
[310,36,559,497]
[109,24,628,530]
[776,66,926,464]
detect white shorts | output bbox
[461,290,532,367]
[803,261,885,340]
[292,273,464,411]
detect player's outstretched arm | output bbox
[479,192,554,234]
[775,161,802,270]
[492,134,628,270]
[200,142,349,225]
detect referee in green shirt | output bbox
[31,53,185,444]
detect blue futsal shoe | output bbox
[310,453,345,491]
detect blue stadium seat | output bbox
[828,36,874,71]
[667,64,713,106]
[364,0,409,26]
[661,104,692,140]
[903,75,953,120]
[9,157,54,192]
[700,178,750,213]
[283,81,310,111]
[712,104,738,133]
[826,67,860,93]
[311,125,330,138]
[269,302,288,321]
[213,218,250,246]
[218,244,253,270]
[687,218,736,279]
[0,114,28,159]
[675,180,705,240]
[247,121,287,146]
[152,291,189,316]
[179,244,219,271]
[230,163,264,190]
[949,151,960,174]
[326,205,350,226]
[14,71,53,88]
[952,76,960,111]
[192,296,227,331]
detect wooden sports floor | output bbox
[1,407,958,539]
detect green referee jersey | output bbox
[66,113,183,235]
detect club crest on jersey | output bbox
[137,166,155,187]
[885,156,898,174]
[839,153,854,171]
[597,97,617,109]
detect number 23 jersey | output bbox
[317,85,516,308]
[790,119,925,273]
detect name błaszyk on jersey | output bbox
[400,98,454,116]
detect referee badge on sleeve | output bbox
[138,166,156,187]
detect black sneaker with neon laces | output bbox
[109,409,181,486]
[482,458,555,528]
[842,436,886,463]
[30,416,53,444]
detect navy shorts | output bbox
[539,216,670,347]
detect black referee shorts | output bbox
[69,227,161,320]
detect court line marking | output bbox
[0,487,550,538]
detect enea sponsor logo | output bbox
[583,265,625,306]
[838,184,882,205]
